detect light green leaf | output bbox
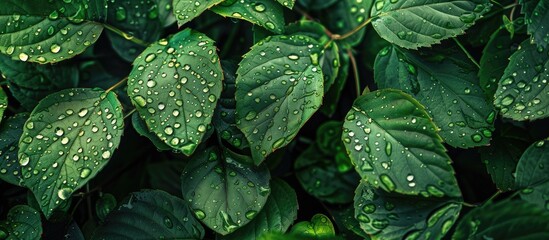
[520,0,549,48]
[211,0,285,34]
[515,138,549,209]
[180,147,271,235]
[173,0,225,26]
[158,0,176,27]
[18,88,124,218]
[236,34,324,164]
[494,39,549,121]
[91,189,205,239]
[219,179,298,240]
[319,0,373,47]
[0,205,42,240]
[0,0,106,63]
[0,54,79,110]
[370,0,491,49]
[0,113,29,186]
[342,89,461,198]
[290,214,336,238]
[0,86,6,123]
[131,113,171,151]
[127,29,223,156]
[297,0,338,11]
[374,45,495,148]
[452,200,549,239]
[275,0,295,8]
[354,182,461,239]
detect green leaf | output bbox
[515,138,549,209]
[0,86,6,123]
[91,189,205,239]
[275,0,295,9]
[374,45,495,148]
[319,0,373,47]
[370,0,491,49]
[331,207,370,240]
[0,0,106,63]
[235,34,324,164]
[494,39,549,120]
[95,193,117,223]
[290,214,336,238]
[180,147,271,235]
[18,88,124,218]
[219,178,298,240]
[0,54,79,110]
[158,0,176,27]
[452,200,549,239]
[211,0,285,34]
[342,89,461,198]
[354,182,461,239]
[173,0,225,27]
[127,29,223,156]
[0,205,42,240]
[520,0,549,48]
[297,0,338,11]
[131,113,172,151]
[319,51,350,117]
[0,113,29,186]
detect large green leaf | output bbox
[92,189,205,239]
[0,0,106,63]
[452,200,549,239]
[0,113,29,186]
[219,179,298,240]
[173,0,225,27]
[127,29,223,156]
[494,39,549,121]
[374,45,495,148]
[235,34,324,164]
[0,86,6,122]
[354,182,461,239]
[520,0,549,48]
[131,113,171,151]
[211,0,285,34]
[180,147,271,235]
[370,0,491,49]
[515,138,549,209]
[18,88,124,217]
[342,89,461,198]
[319,0,374,47]
[0,205,42,240]
[0,54,79,110]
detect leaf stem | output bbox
[332,17,373,41]
[123,108,137,120]
[103,24,149,47]
[453,38,480,69]
[106,77,128,93]
[347,48,361,98]
[509,0,518,22]
[461,202,479,208]
[483,189,503,206]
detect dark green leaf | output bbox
[370,0,491,49]
[515,138,549,209]
[219,179,298,240]
[452,200,549,239]
[354,182,461,239]
[331,207,370,240]
[131,113,172,151]
[92,189,205,239]
[0,0,106,63]
[319,51,350,117]
[180,147,271,235]
[173,0,225,26]
[494,39,549,120]
[0,205,42,240]
[0,86,6,122]
[520,0,549,48]
[275,0,294,9]
[290,214,336,238]
[0,113,29,186]
[18,88,124,217]
[127,29,223,155]
[319,0,373,47]
[375,45,495,148]
[158,0,176,27]
[235,34,324,164]
[342,89,461,198]
[297,0,338,11]
[211,0,285,34]
[95,193,117,223]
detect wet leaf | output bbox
[18,88,124,218]
[0,205,42,240]
[235,34,324,164]
[515,138,549,209]
[520,0,549,48]
[297,0,338,11]
[95,193,117,223]
[92,189,205,239]
[319,51,350,117]
[173,0,225,27]
[0,86,6,123]
[342,89,461,198]
[0,113,29,186]
[131,113,171,151]
[290,214,336,238]
[211,0,285,34]
[127,29,223,156]
[319,0,373,47]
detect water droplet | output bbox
[102,150,111,159]
[18,53,29,61]
[245,111,257,121]
[80,168,91,178]
[245,210,257,219]
[459,13,476,23]
[426,185,444,197]
[265,22,275,30]
[380,174,396,191]
[253,3,265,12]
[375,0,385,10]
[288,54,299,60]
[362,203,376,214]
[500,95,515,106]
[471,134,482,143]
[19,156,30,166]
[57,187,73,200]
[385,142,392,156]
[50,44,61,53]
[145,53,156,62]
[133,95,147,107]
[164,216,173,228]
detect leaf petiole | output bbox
[453,38,480,69]
[332,17,373,41]
[103,24,150,47]
[106,77,128,93]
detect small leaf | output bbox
[0,113,29,186]
[0,86,6,123]
[236,34,324,164]
[319,0,373,47]
[173,0,225,27]
[520,0,549,48]
[219,179,298,240]
[0,205,42,240]
[0,0,106,63]
[131,113,171,151]
[342,89,461,198]
[494,39,549,121]
[452,200,549,239]
[95,193,117,223]
[211,0,285,34]
[290,214,336,238]
[370,0,491,49]
[127,29,223,156]
[354,182,461,239]
[515,138,549,209]
[18,88,124,218]
[91,189,205,239]
[180,147,271,235]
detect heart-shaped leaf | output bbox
[0,205,42,240]
[515,138,549,209]
[520,0,549,48]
